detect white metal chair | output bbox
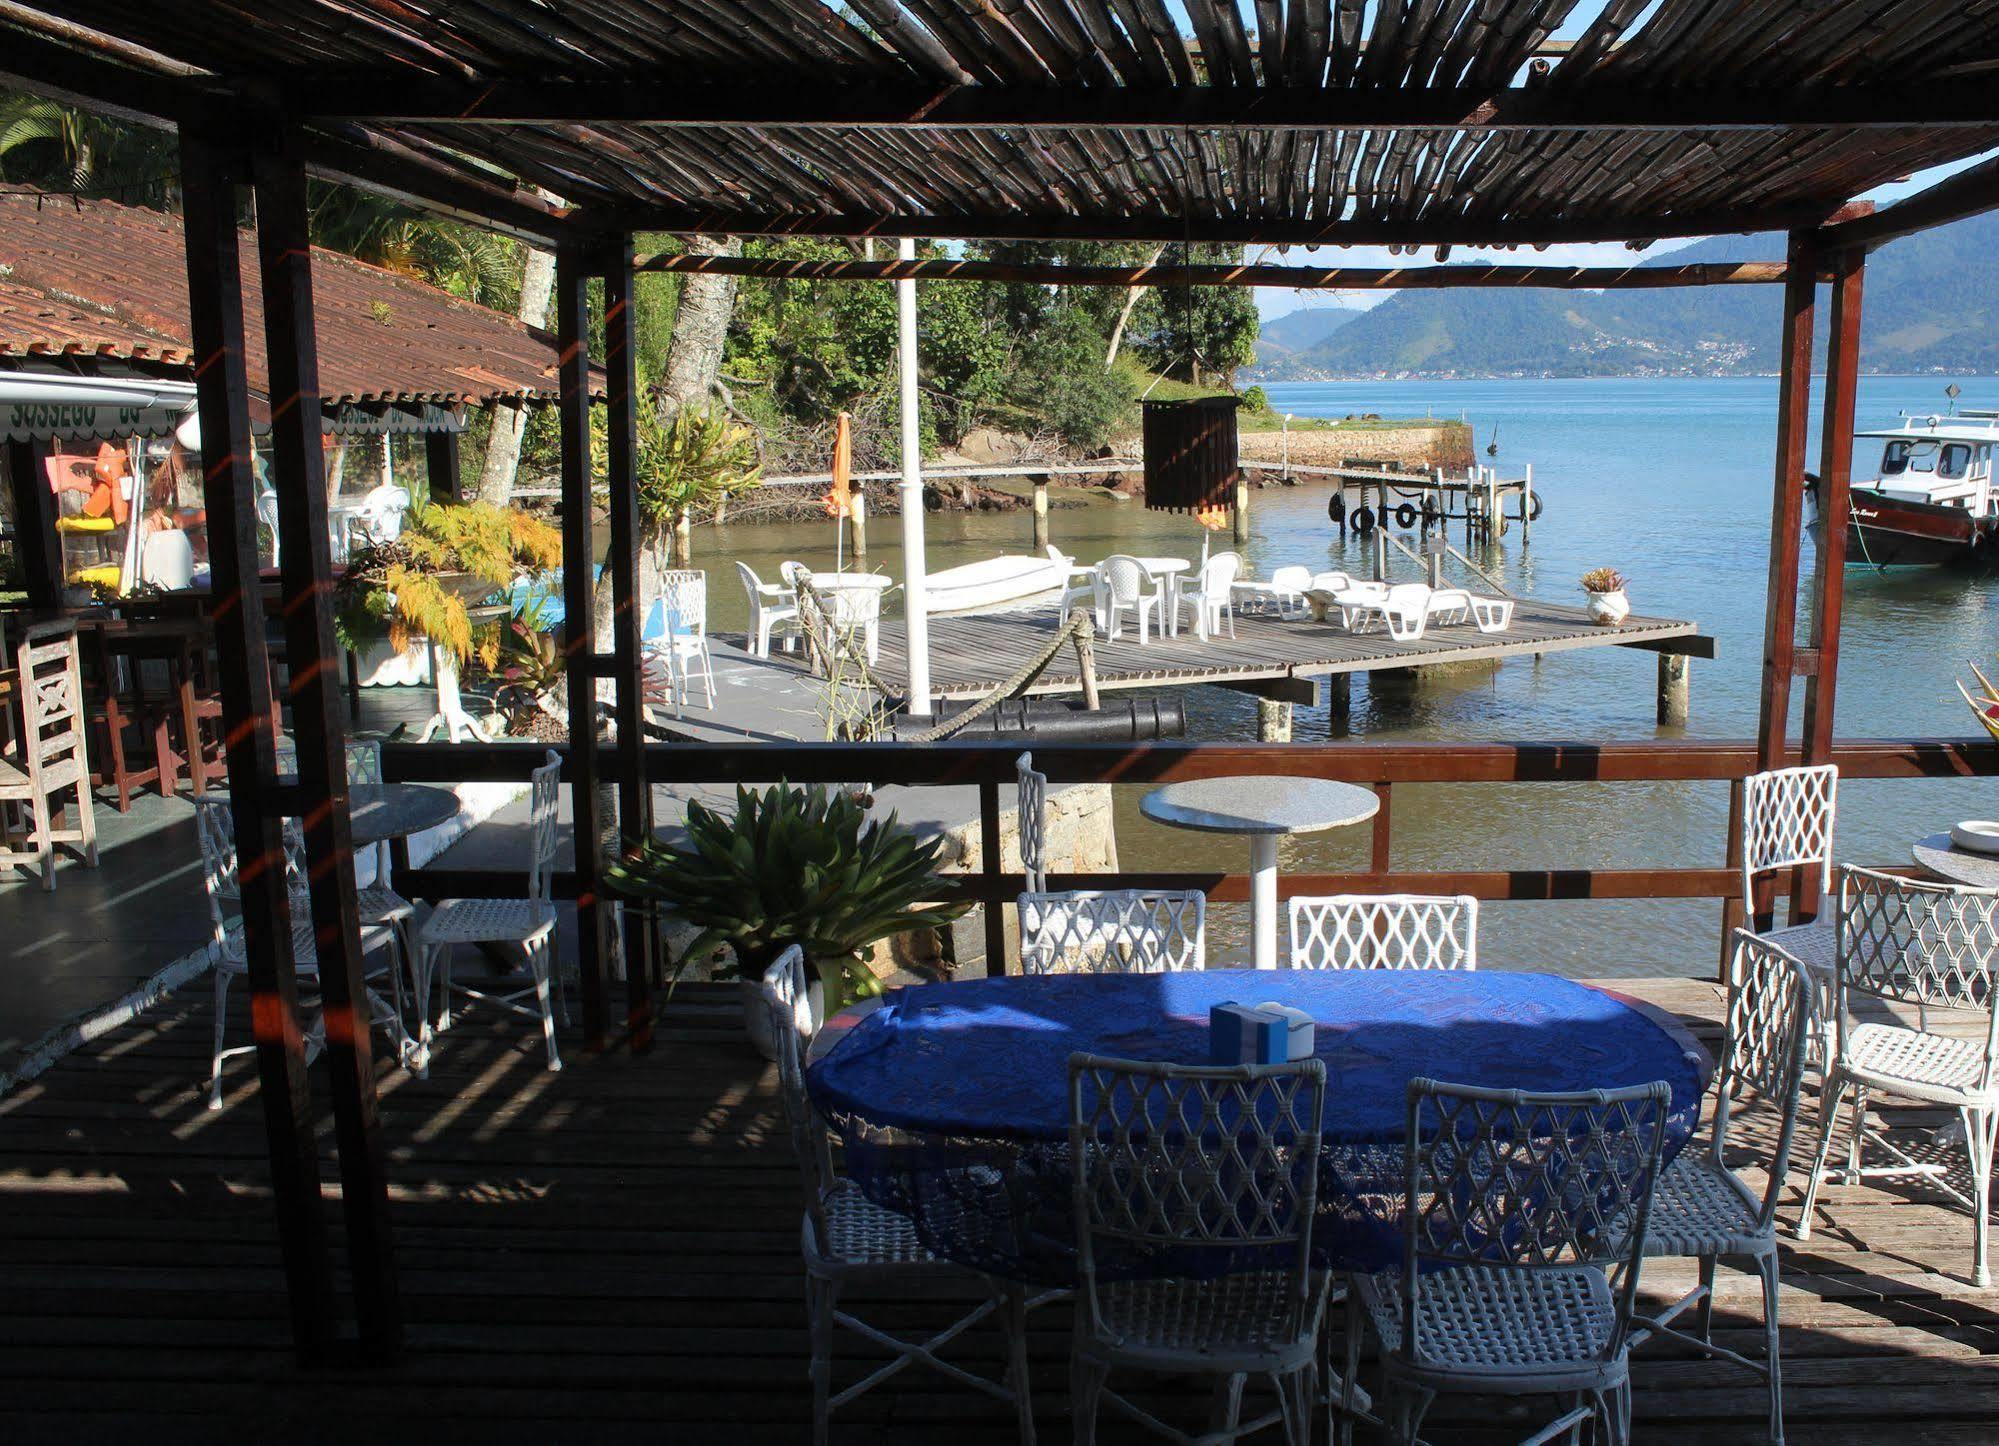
[1233,564,1314,620]
[1344,1079,1671,1446]
[1017,750,1049,893]
[272,738,411,927]
[1178,552,1242,642]
[1739,765,1839,993]
[411,749,564,1072]
[1048,544,1097,616]
[1623,930,1813,1446]
[1068,1054,1331,1446]
[1796,865,1999,1286]
[1288,894,1478,972]
[737,560,802,658]
[1339,582,1431,641]
[760,946,1036,1446]
[0,621,97,889]
[193,797,409,1110]
[1018,888,1206,975]
[1093,554,1168,645]
[642,569,716,712]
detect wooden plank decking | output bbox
[867,601,1701,701]
[4,976,1998,1443]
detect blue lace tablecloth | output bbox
[806,970,1710,1284]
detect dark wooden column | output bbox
[5,437,61,606]
[178,131,335,1361]
[424,428,462,504]
[554,246,609,1048]
[602,235,654,1048]
[1794,246,1866,922]
[251,134,401,1361]
[1755,233,1819,776]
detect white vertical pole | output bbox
[897,237,933,717]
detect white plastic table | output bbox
[1136,557,1192,635]
[1140,776,1380,969]
[804,571,893,662]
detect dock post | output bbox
[1657,652,1691,726]
[1233,475,1250,543]
[1031,475,1049,551]
[1372,524,1388,582]
[1486,467,1501,540]
[1326,673,1352,737]
[1425,532,1444,588]
[1520,463,1533,543]
[849,487,867,560]
[1255,696,1293,742]
[1336,480,1348,538]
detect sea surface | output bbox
[700,376,1999,977]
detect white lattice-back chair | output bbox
[643,568,715,712]
[1625,930,1813,1446]
[1016,751,1048,894]
[1018,889,1206,976]
[1797,865,1999,1286]
[1093,554,1166,645]
[273,738,398,891]
[759,947,1035,1445]
[410,750,565,1072]
[0,621,96,888]
[192,797,407,1110]
[1068,1055,1331,1445]
[1288,894,1478,973]
[1740,765,1839,981]
[1345,1078,1670,1446]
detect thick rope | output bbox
[901,607,1098,743]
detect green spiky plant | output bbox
[606,782,968,1005]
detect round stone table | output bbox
[1140,776,1380,968]
[346,784,461,850]
[1913,832,1999,891]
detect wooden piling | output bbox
[849,488,868,560]
[1326,673,1352,738]
[1656,653,1690,727]
[1520,463,1534,543]
[1255,696,1293,742]
[1031,476,1049,551]
[1233,477,1250,543]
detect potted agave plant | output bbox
[1580,566,1631,626]
[607,782,969,1058]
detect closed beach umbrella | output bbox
[825,410,854,568]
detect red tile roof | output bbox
[0,193,583,405]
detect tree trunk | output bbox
[475,230,558,505]
[1104,243,1166,369]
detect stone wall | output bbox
[1239,422,1473,475]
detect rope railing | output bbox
[901,607,1101,742]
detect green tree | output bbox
[1014,305,1134,450]
[1130,245,1261,386]
[0,91,176,207]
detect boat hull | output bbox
[923,554,1065,615]
[1827,488,1999,569]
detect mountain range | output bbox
[1248,212,1999,380]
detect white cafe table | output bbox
[1136,556,1192,635]
[1141,776,1380,969]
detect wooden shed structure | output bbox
[2,0,1999,1406]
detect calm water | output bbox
[701,377,1999,976]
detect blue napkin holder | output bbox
[1210,1002,1286,1065]
[1254,1002,1317,1062]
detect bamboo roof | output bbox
[7,2,1999,248]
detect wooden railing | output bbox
[382,735,1999,979]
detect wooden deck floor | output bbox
[4,976,1998,1443]
[868,600,1701,701]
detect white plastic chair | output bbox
[1741,765,1839,1054]
[1344,1079,1671,1446]
[642,569,716,712]
[760,947,1035,1445]
[411,750,565,1072]
[1178,552,1242,642]
[1018,888,1206,975]
[1233,564,1314,620]
[347,482,410,552]
[1339,582,1431,641]
[193,798,409,1109]
[1017,750,1048,893]
[1092,554,1167,645]
[1797,865,1999,1286]
[1624,930,1813,1446]
[1289,894,1478,972]
[1069,1055,1332,1446]
[1048,544,1097,616]
[737,560,801,658]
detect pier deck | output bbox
[870,599,1705,703]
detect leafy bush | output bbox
[1016,307,1135,451]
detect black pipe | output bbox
[896,695,1186,742]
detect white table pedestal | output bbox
[1248,833,1281,969]
[418,643,492,743]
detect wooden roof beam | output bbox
[1816,158,1999,250]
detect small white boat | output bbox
[923,553,1066,615]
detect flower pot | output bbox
[741,974,825,1062]
[1586,588,1630,626]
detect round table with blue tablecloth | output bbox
[806,969,1710,1285]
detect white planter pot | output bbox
[1586,588,1630,626]
[742,974,825,1061]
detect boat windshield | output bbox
[1941,443,1973,479]
[1882,439,1939,476]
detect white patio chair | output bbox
[642,569,716,713]
[0,621,96,888]
[346,482,410,553]
[1796,865,1999,1286]
[1093,554,1168,645]
[1741,764,1839,1057]
[193,797,409,1109]
[1069,1054,1331,1446]
[1178,552,1241,642]
[1018,888,1206,975]
[760,946,1035,1446]
[737,560,801,658]
[1343,1078,1671,1446]
[1232,564,1314,620]
[1289,894,1478,972]
[1048,544,1097,616]
[272,739,412,935]
[1017,750,1048,893]
[1622,930,1812,1446]
[1339,582,1431,641]
[411,749,564,1072]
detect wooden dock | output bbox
[869,598,1705,704]
[3,975,1998,1443]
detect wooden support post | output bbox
[251,136,401,1362]
[1370,783,1392,873]
[1336,482,1348,538]
[1232,476,1250,543]
[849,485,867,560]
[1756,232,1819,774]
[1520,463,1534,542]
[603,236,653,1048]
[178,130,335,1365]
[1720,776,1746,981]
[554,246,610,1050]
[979,778,1005,975]
[1326,673,1352,738]
[1794,246,1865,923]
[1069,609,1101,710]
[1656,653,1690,727]
[5,438,60,606]
[1031,476,1049,551]
[1372,525,1387,582]
[1255,697,1293,742]
[1425,532,1444,588]
[423,429,462,504]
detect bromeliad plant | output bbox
[1579,566,1628,595]
[1959,657,1999,741]
[607,782,968,1005]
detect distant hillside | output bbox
[1254,305,1361,366]
[1248,213,1999,380]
